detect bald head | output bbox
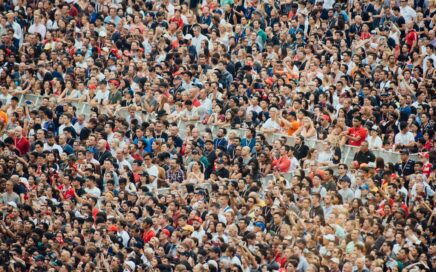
[98,139,107,151]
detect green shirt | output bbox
[108,90,122,105]
[220,0,234,7]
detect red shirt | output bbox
[272,156,291,173]
[405,30,418,50]
[68,6,79,17]
[170,17,183,29]
[142,229,156,243]
[347,126,367,146]
[14,136,30,156]
[360,32,371,40]
[57,184,75,200]
[422,162,432,178]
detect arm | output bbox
[73,188,86,204]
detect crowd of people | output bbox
[0,0,435,271]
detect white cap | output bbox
[208,260,218,269]
[20,177,29,189]
[7,201,17,209]
[184,34,193,40]
[330,257,340,264]
[323,234,335,241]
[124,260,136,271]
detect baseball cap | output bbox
[7,201,17,209]
[209,247,221,254]
[182,225,194,232]
[161,229,171,237]
[192,216,203,223]
[400,149,410,155]
[360,184,369,191]
[124,261,135,271]
[419,152,429,159]
[330,257,340,264]
[254,221,266,231]
[108,225,119,232]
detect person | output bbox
[293,135,309,161]
[261,107,282,133]
[394,149,415,177]
[353,141,376,165]
[338,178,354,204]
[272,145,291,173]
[394,121,416,151]
[13,126,30,156]
[166,158,185,183]
[342,117,368,147]
[0,1,434,271]
[0,180,20,205]
[366,126,383,149]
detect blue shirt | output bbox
[241,137,256,152]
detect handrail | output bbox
[12,93,417,175]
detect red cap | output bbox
[162,229,171,237]
[322,115,331,122]
[419,152,429,159]
[108,225,118,232]
[192,216,203,223]
[110,79,120,87]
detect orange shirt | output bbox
[0,110,8,125]
[283,120,300,136]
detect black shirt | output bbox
[394,159,415,177]
[353,150,376,164]
[294,144,309,160]
[215,167,229,179]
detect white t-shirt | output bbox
[394,131,415,145]
[261,118,281,131]
[366,135,383,149]
[28,23,46,39]
[145,164,158,191]
[43,143,63,155]
[95,89,110,104]
[85,186,101,197]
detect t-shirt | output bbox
[0,192,20,204]
[84,187,101,197]
[395,131,415,145]
[347,126,367,146]
[0,110,8,124]
[15,137,30,156]
[283,120,300,136]
[262,118,281,132]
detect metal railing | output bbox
[174,120,418,165]
[12,94,420,190]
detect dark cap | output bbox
[399,149,409,155]
[216,158,224,164]
[339,177,351,184]
[209,246,221,254]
